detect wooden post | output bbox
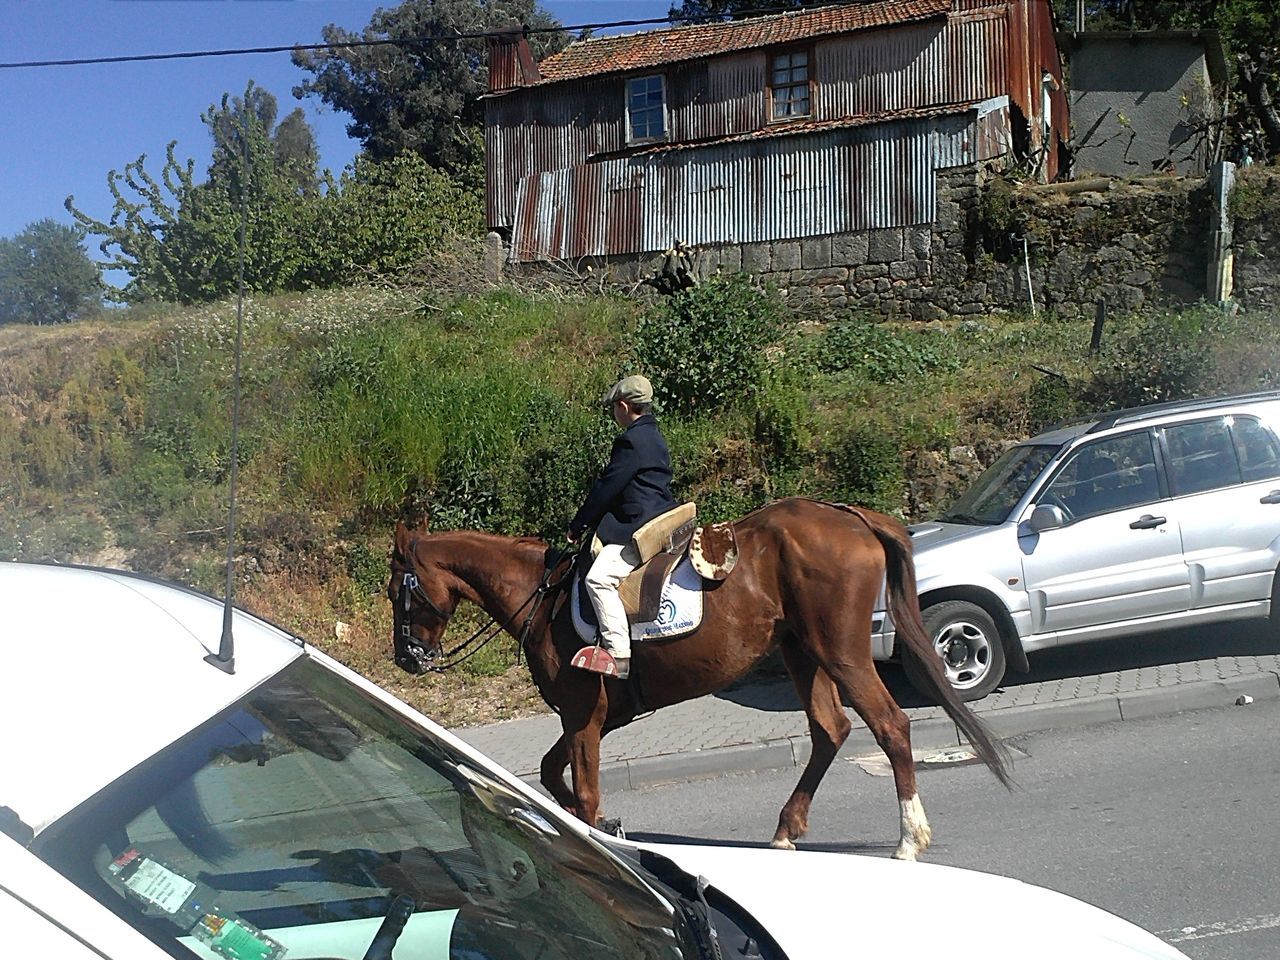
[1090,298,1105,354]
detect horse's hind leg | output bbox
[825,659,930,861]
[539,735,577,814]
[771,644,851,850]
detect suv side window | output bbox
[1042,431,1160,520]
[1164,417,1242,495]
[1231,416,1280,482]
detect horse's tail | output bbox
[856,509,1014,790]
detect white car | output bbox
[1,561,1188,959]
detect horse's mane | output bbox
[422,528,544,546]
[400,527,547,561]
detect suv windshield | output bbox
[34,659,679,960]
[939,444,1061,525]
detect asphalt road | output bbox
[607,698,1280,960]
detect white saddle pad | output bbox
[571,555,704,644]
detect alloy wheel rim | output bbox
[933,620,991,690]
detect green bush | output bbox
[823,420,905,514]
[0,508,105,563]
[1083,307,1220,409]
[752,366,810,480]
[346,541,389,596]
[634,275,784,416]
[809,318,959,382]
[1026,372,1079,432]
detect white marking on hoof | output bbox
[893,794,931,860]
[769,837,796,850]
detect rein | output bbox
[400,549,572,672]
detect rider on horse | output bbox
[566,375,676,679]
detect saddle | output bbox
[572,503,739,643]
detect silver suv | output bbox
[873,391,1280,700]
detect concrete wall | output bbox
[1065,37,1217,177]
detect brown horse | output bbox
[389,497,1010,860]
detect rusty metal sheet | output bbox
[509,111,987,262]
[820,15,1006,120]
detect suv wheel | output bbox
[904,600,1007,702]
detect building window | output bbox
[771,50,811,120]
[627,75,666,142]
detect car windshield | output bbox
[938,444,1061,525]
[33,658,680,960]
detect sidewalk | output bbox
[451,637,1280,790]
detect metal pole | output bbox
[1022,235,1038,318]
[208,97,251,675]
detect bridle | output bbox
[395,551,571,672]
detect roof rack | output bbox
[1082,390,1280,435]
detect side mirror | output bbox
[1029,504,1066,533]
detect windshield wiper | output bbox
[937,512,991,525]
[638,851,723,960]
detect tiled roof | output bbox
[538,0,952,84]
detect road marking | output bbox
[1160,914,1280,942]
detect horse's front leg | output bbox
[562,688,610,828]
[539,735,576,814]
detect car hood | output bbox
[908,520,1016,583]
[637,843,1187,960]
[909,519,1003,550]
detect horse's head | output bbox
[388,520,459,675]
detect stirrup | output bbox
[571,646,629,679]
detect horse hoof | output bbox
[769,837,796,850]
[596,817,625,838]
[892,845,920,862]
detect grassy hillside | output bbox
[4,282,1279,726]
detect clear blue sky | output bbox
[0,0,674,246]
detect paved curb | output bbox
[548,671,1280,792]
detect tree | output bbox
[292,152,484,288]
[204,84,319,196]
[273,109,320,195]
[0,220,102,325]
[67,84,322,303]
[291,0,567,172]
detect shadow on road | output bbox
[716,621,1280,712]
[621,830,892,856]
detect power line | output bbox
[0,4,825,71]
[0,15,676,70]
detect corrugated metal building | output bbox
[486,0,1067,263]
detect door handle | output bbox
[1261,491,1280,504]
[1129,514,1166,530]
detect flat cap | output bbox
[602,374,653,408]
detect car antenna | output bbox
[206,98,252,675]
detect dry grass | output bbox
[236,568,547,728]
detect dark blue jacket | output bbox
[570,414,676,545]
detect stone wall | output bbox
[726,168,1213,320]
[1232,168,1280,313]
[507,163,1278,319]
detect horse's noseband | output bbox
[396,572,448,671]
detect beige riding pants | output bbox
[584,542,639,659]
